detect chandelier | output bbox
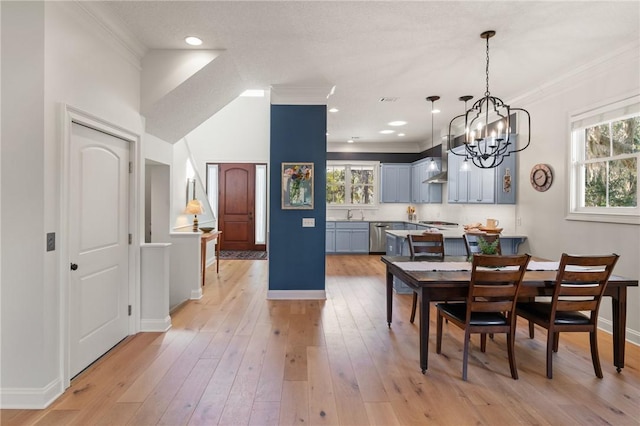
[448,30,531,169]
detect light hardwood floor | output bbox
[3,255,640,425]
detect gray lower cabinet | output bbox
[331,222,369,253]
[326,222,336,253]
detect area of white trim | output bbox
[270,85,333,105]
[140,317,172,333]
[267,290,327,300]
[566,212,640,225]
[0,378,63,409]
[598,318,640,347]
[191,289,203,300]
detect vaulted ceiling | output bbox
[100,1,640,149]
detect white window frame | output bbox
[326,160,380,208]
[567,95,640,225]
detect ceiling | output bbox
[101,1,640,150]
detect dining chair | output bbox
[516,253,619,379]
[436,254,531,381]
[463,232,502,257]
[408,233,445,324]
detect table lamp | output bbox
[184,199,204,232]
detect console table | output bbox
[201,230,221,286]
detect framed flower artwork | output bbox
[282,162,314,209]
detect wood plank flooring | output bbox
[3,255,639,425]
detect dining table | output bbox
[381,255,639,374]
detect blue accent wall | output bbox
[269,105,327,291]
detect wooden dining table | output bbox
[381,255,639,374]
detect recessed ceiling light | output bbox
[398,133,406,137]
[388,121,407,126]
[347,139,354,144]
[329,108,339,113]
[185,36,203,46]
[431,109,441,114]
[379,129,395,134]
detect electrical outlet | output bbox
[46,232,55,251]
[517,217,522,226]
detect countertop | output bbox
[386,228,528,239]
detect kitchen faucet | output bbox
[347,209,353,220]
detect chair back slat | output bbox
[408,233,444,259]
[467,254,531,319]
[549,253,619,319]
[556,300,598,312]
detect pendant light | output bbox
[448,30,531,169]
[426,96,440,172]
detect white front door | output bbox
[69,122,130,378]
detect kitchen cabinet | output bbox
[326,222,336,253]
[447,140,516,204]
[411,158,443,204]
[333,222,369,253]
[380,164,411,203]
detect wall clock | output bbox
[530,163,553,192]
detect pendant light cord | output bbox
[485,35,491,97]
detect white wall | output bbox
[514,45,640,343]
[1,1,143,407]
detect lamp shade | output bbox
[184,199,204,215]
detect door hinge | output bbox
[128,305,132,316]
[128,234,132,245]
[129,162,133,174]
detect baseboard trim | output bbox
[140,316,172,332]
[598,318,640,347]
[0,377,64,409]
[190,288,203,300]
[267,290,326,300]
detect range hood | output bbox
[424,136,449,183]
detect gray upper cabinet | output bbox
[447,139,517,204]
[411,158,442,204]
[380,164,411,203]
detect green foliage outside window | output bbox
[583,116,639,208]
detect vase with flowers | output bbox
[284,163,313,207]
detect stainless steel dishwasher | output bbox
[369,222,394,253]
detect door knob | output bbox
[70,263,78,271]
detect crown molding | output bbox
[270,85,334,105]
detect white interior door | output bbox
[69,122,130,378]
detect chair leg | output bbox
[436,310,443,354]
[480,333,487,353]
[410,292,417,324]
[553,332,560,352]
[462,330,471,381]
[590,330,603,379]
[507,330,518,380]
[528,321,535,339]
[546,330,554,379]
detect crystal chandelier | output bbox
[448,30,531,169]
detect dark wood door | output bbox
[218,163,263,251]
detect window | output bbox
[326,161,378,206]
[569,96,640,224]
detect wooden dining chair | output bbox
[516,253,619,379]
[408,233,445,324]
[436,254,531,381]
[463,233,502,257]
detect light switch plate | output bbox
[302,218,315,227]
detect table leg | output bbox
[386,268,393,328]
[611,287,627,372]
[216,236,220,274]
[201,239,206,287]
[419,288,430,374]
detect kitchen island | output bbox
[386,228,527,293]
